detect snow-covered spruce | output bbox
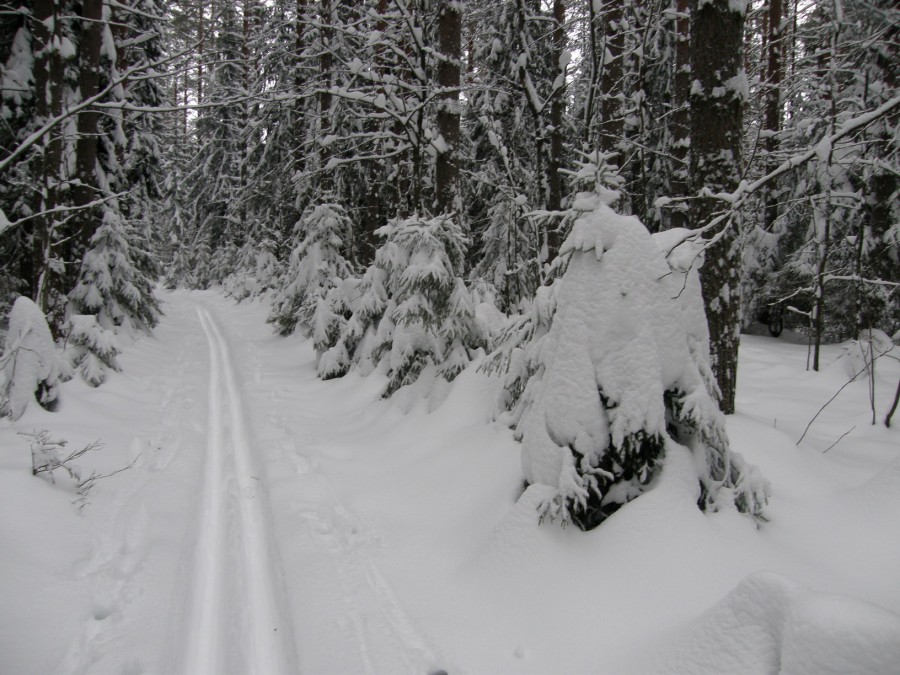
[64,315,121,387]
[268,204,355,339]
[320,214,484,396]
[68,207,161,335]
[0,297,61,420]
[507,194,769,530]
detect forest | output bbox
[1,0,899,517]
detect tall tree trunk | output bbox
[583,0,599,146]
[599,0,624,164]
[197,0,205,104]
[545,0,565,257]
[73,0,104,254]
[690,0,746,414]
[763,0,784,231]
[670,0,690,229]
[434,0,462,216]
[319,0,333,196]
[811,8,841,372]
[30,0,65,330]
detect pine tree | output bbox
[506,187,768,530]
[321,214,484,396]
[268,203,356,338]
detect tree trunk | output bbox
[763,0,784,231]
[690,0,746,414]
[319,0,334,197]
[434,0,462,216]
[30,0,65,331]
[599,0,624,164]
[670,0,690,229]
[73,0,104,253]
[545,0,565,256]
[197,0,205,104]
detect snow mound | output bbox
[658,571,900,675]
[0,297,60,419]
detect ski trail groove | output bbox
[185,307,295,674]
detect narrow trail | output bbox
[184,305,297,674]
[53,292,446,674]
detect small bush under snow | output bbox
[0,297,61,420]
[64,314,121,387]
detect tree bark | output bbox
[670,0,690,229]
[73,0,104,252]
[545,0,565,257]
[30,0,65,330]
[599,0,624,164]
[434,0,462,216]
[690,0,746,414]
[763,0,784,231]
[319,0,334,196]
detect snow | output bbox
[0,297,60,420]
[1,289,899,673]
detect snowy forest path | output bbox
[183,304,298,674]
[50,291,449,675]
[186,296,449,675]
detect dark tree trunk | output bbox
[670,0,691,229]
[319,0,334,196]
[72,0,104,254]
[545,0,565,256]
[30,0,65,330]
[599,0,624,163]
[763,0,784,231]
[690,0,746,414]
[197,0,205,104]
[434,0,462,216]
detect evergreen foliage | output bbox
[321,214,484,396]
[506,193,768,530]
[268,203,356,338]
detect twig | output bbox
[799,379,854,445]
[822,426,856,454]
[796,351,892,446]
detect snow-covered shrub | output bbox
[64,314,121,387]
[0,297,61,420]
[268,204,355,337]
[481,281,559,412]
[474,196,542,312]
[23,429,98,483]
[68,207,161,335]
[224,241,280,302]
[319,269,387,379]
[320,214,485,396]
[22,429,127,508]
[504,194,769,530]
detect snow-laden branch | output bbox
[656,94,900,216]
[823,274,900,288]
[727,94,900,203]
[0,42,199,175]
[0,192,128,239]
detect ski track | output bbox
[54,294,445,674]
[185,305,296,674]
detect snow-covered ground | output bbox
[1,289,898,675]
